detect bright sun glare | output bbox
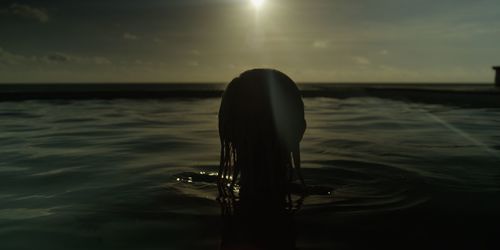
[251,0,265,8]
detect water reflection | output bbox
[218,195,303,250]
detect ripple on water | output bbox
[0,208,54,220]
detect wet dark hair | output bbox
[218,69,306,199]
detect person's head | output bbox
[218,69,306,198]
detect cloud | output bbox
[45,53,70,63]
[134,59,154,66]
[43,53,112,65]
[123,32,139,40]
[0,48,111,67]
[353,56,371,65]
[312,40,329,49]
[8,3,49,23]
[93,57,112,65]
[188,49,200,56]
[0,47,36,65]
[186,60,199,67]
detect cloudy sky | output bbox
[1,0,499,83]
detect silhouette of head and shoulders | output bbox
[218,68,306,201]
[217,68,306,250]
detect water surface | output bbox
[1,97,499,249]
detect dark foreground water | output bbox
[1,96,500,249]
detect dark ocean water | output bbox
[0,86,500,249]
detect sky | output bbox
[0,0,499,83]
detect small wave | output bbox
[0,112,42,119]
[298,160,430,213]
[170,166,428,214]
[51,118,98,124]
[31,166,83,177]
[0,208,53,220]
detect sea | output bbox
[0,83,499,249]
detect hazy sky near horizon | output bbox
[1,0,499,83]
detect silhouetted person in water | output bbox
[217,69,306,250]
[218,68,306,199]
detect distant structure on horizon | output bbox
[494,66,500,87]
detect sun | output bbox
[251,0,265,8]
